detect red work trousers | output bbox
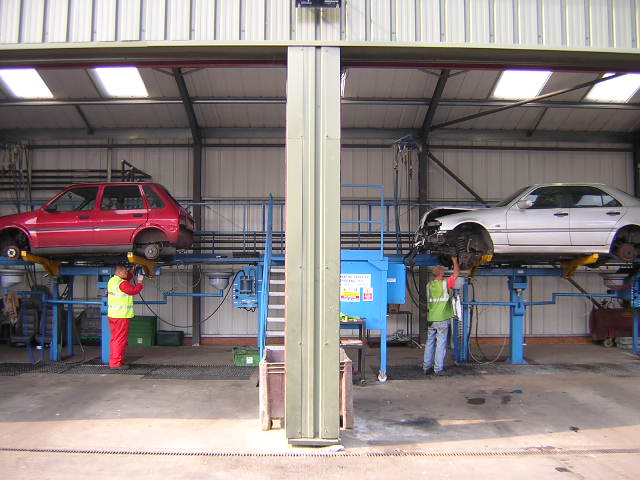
[108,317,130,368]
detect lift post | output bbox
[508,275,528,364]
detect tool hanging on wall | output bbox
[392,136,417,254]
[1,143,31,214]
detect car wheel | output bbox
[2,244,21,260]
[455,229,490,270]
[615,242,637,263]
[143,243,161,260]
[603,337,615,348]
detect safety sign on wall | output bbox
[363,287,373,302]
[340,288,361,302]
[340,274,372,303]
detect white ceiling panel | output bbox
[80,104,188,128]
[540,108,640,133]
[0,105,85,128]
[196,104,285,128]
[139,68,181,97]
[539,72,599,102]
[184,67,286,97]
[442,70,500,99]
[345,68,439,98]
[341,104,426,129]
[38,69,100,98]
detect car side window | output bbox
[523,187,565,209]
[143,186,165,209]
[47,187,98,212]
[566,186,621,208]
[101,185,145,210]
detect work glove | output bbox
[136,273,145,283]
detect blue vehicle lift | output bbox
[453,266,639,365]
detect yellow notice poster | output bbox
[340,287,361,302]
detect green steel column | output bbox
[285,46,341,446]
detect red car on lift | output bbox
[0,182,194,261]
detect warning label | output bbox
[340,273,371,289]
[340,288,361,302]
[363,287,373,302]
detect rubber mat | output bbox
[0,361,256,380]
[144,365,255,380]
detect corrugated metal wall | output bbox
[1,142,631,338]
[1,0,638,49]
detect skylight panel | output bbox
[93,66,149,98]
[0,68,53,99]
[585,73,640,102]
[492,70,552,100]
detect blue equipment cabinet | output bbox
[340,250,406,382]
[233,266,261,309]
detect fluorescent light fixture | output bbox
[0,68,53,98]
[93,66,149,98]
[492,70,552,100]
[585,73,640,102]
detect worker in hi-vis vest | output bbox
[107,264,144,369]
[423,256,460,376]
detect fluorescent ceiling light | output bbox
[0,68,53,98]
[585,73,640,102]
[94,66,149,97]
[492,70,552,100]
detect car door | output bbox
[506,186,571,246]
[95,185,149,247]
[566,186,626,246]
[35,186,99,248]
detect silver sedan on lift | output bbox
[411,183,640,269]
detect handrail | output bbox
[341,184,385,256]
[258,194,274,359]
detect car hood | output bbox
[419,207,474,227]
[0,210,38,227]
[420,205,510,232]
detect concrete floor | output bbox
[1,342,640,479]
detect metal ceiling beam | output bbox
[73,106,94,135]
[3,97,640,110]
[430,73,626,131]
[421,69,449,141]
[173,67,203,347]
[22,142,632,153]
[173,68,202,142]
[0,127,634,144]
[427,151,489,206]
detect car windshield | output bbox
[493,186,531,207]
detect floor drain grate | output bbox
[0,446,637,458]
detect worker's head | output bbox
[114,264,128,279]
[430,265,446,279]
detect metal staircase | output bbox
[265,266,286,343]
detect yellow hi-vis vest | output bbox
[427,279,454,323]
[107,275,134,318]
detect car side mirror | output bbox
[516,199,533,209]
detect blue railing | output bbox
[257,195,274,359]
[340,185,385,256]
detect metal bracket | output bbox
[21,251,61,278]
[126,252,156,278]
[561,254,599,279]
[468,254,493,278]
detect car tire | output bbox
[615,242,637,263]
[143,243,161,260]
[455,230,489,270]
[2,244,21,260]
